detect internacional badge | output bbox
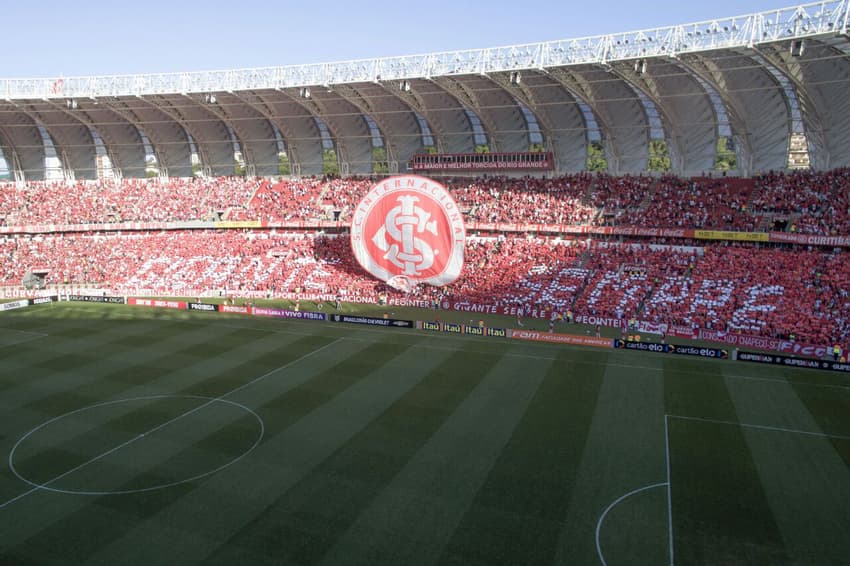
[350,175,466,290]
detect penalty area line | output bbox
[666,414,850,441]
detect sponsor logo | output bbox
[442,322,462,334]
[219,305,250,314]
[511,330,612,348]
[575,314,625,328]
[695,329,828,358]
[188,302,218,312]
[129,298,186,310]
[32,296,58,305]
[669,344,728,359]
[422,321,441,331]
[486,327,507,338]
[255,307,326,321]
[737,350,850,373]
[67,295,125,304]
[350,175,465,287]
[616,340,668,353]
[1,299,29,311]
[769,232,850,247]
[330,314,412,327]
[464,326,484,336]
[613,340,728,359]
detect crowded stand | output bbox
[0,177,260,225]
[2,228,849,347]
[589,174,654,224]
[244,178,327,221]
[750,168,850,235]
[2,168,850,350]
[2,171,850,234]
[444,175,596,225]
[614,176,757,230]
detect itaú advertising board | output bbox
[350,176,466,291]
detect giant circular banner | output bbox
[350,175,466,289]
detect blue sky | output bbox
[0,0,798,77]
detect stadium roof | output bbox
[0,0,848,180]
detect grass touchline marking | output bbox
[174,317,850,392]
[595,482,669,566]
[667,414,850,441]
[11,308,845,393]
[0,337,342,509]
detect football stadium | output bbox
[2,2,850,564]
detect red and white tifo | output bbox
[350,175,466,290]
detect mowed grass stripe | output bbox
[0,323,277,503]
[1,317,255,413]
[0,317,187,396]
[18,325,269,414]
[9,332,332,484]
[0,330,304,490]
[0,332,336,508]
[3,402,263,566]
[81,337,450,566]
[554,351,667,565]
[435,350,604,566]
[667,357,791,564]
[201,347,504,566]
[663,355,741,422]
[722,369,850,564]
[317,351,553,566]
[0,333,352,559]
[788,378,850,473]
[668,417,790,564]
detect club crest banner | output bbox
[350,175,466,288]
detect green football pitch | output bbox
[1,302,849,565]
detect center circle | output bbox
[8,395,264,496]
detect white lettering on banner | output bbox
[729,284,783,333]
[635,320,669,334]
[302,264,331,293]
[687,279,734,327]
[770,233,850,247]
[696,329,828,358]
[584,272,647,313]
[387,298,432,308]
[518,267,588,310]
[351,176,465,288]
[438,301,549,319]
[0,299,30,311]
[648,277,690,310]
[574,314,624,328]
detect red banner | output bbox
[768,232,850,247]
[0,217,847,249]
[510,329,612,348]
[439,300,551,319]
